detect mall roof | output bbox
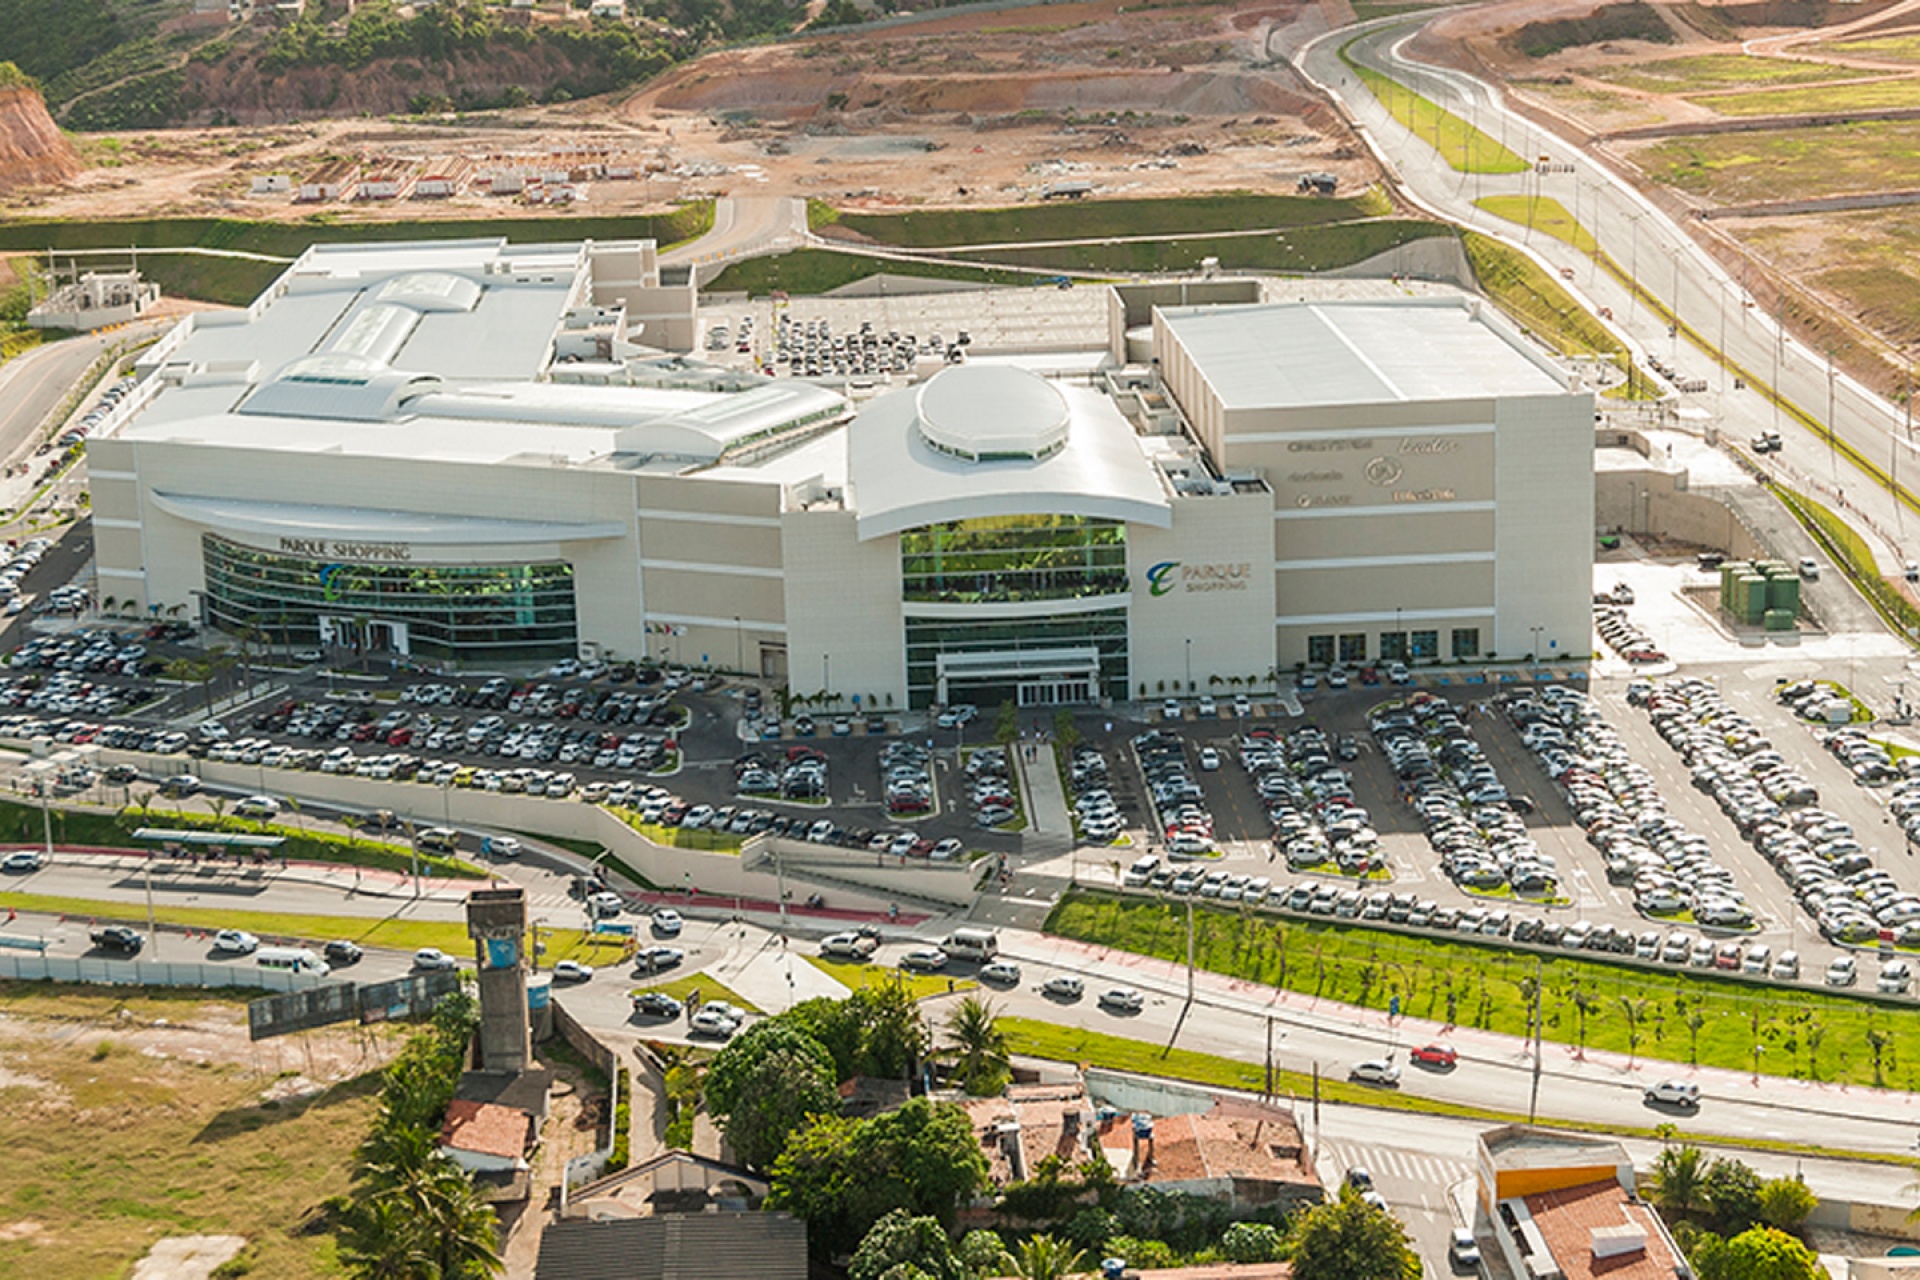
[846,365,1170,539]
[1155,295,1572,410]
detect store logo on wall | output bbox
[1364,455,1404,487]
[318,563,349,602]
[1145,561,1251,596]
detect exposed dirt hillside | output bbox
[0,84,81,192]
[182,46,600,126]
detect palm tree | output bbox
[942,995,1010,1096]
[342,1145,501,1279]
[1647,1143,1706,1217]
[1001,1234,1087,1280]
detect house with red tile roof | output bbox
[1475,1125,1689,1280]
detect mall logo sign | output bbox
[1145,560,1252,596]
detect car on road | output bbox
[651,909,683,935]
[900,947,949,972]
[979,961,1022,985]
[413,947,458,971]
[1344,1167,1373,1190]
[689,1010,738,1039]
[91,925,143,954]
[323,940,363,966]
[1349,1059,1401,1087]
[1197,746,1221,772]
[1041,975,1084,1000]
[1097,986,1145,1012]
[630,991,682,1019]
[1409,1043,1457,1069]
[1448,1227,1483,1271]
[2,849,47,872]
[587,891,624,918]
[212,929,260,955]
[634,945,685,971]
[233,795,280,819]
[159,774,201,798]
[1644,1080,1700,1109]
[1827,955,1858,987]
[552,960,594,983]
[821,932,878,959]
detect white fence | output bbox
[0,952,327,991]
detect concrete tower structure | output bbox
[466,886,531,1074]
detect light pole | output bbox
[734,615,744,676]
[1529,625,1544,670]
[1624,210,1643,323]
[1668,246,1682,360]
[1184,637,1192,696]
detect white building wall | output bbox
[1127,492,1277,699]
[1492,393,1594,661]
[781,510,906,711]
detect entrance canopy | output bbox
[935,646,1100,706]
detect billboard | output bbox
[246,971,462,1040]
[358,971,462,1024]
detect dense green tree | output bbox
[770,1098,989,1256]
[851,974,932,1080]
[1289,1188,1421,1280]
[959,1229,1011,1276]
[777,995,867,1079]
[850,1210,969,1280]
[1221,1221,1286,1263]
[1688,1225,1823,1280]
[1702,1156,1764,1233]
[1757,1176,1817,1232]
[942,995,1011,1096]
[703,1020,839,1168]
[1647,1143,1707,1217]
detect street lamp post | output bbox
[1184,637,1192,697]
[734,615,744,676]
[1624,210,1643,323]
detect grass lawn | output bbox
[0,986,401,1278]
[1638,120,1920,205]
[1472,195,1599,254]
[608,808,743,853]
[804,954,975,999]
[952,219,1452,277]
[631,971,760,1013]
[704,249,1036,296]
[1340,45,1526,174]
[828,190,1393,248]
[1776,486,1920,641]
[1824,34,1920,63]
[1590,53,1854,93]
[1698,78,1920,118]
[1048,890,1920,1090]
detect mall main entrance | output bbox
[935,647,1101,709]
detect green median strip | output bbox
[631,971,761,1013]
[803,954,976,998]
[1339,39,1528,174]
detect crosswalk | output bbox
[1317,1140,1471,1195]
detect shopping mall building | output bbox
[88,238,1593,708]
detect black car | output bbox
[90,925,143,954]
[630,991,682,1019]
[103,764,139,785]
[323,940,364,966]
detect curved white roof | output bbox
[847,375,1169,540]
[149,492,626,545]
[915,364,1070,461]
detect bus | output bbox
[256,947,330,977]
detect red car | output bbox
[1410,1043,1458,1069]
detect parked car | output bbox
[630,991,682,1019]
[212,929,260,955]
[689,1010,738,1039]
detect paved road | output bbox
[0,334,112,476]
[1293,19,1920,602]
[660,196,807,271]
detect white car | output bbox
[1645,1080,1700,1109]
[1349,1059,1401,1087]
[2,849,47,871]
[588,891,624,918]
[689,1010,737,1039]
[1878,960,1913,994]
[701,1000,750,1024]
[212,929,260,955]
[233,795,280,820]
[552,960,595,983]
[1042,975,1084,1000]
[413,948,459,971]
[1827,955,1858,987]
[651,909,683,935]
[980,961,1022,985]
[1197,746,1221,772]
[900,947,949,972]
[1097,986,1145,1012]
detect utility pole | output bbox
[1185,897,1196,1005]
[1264,1015,1275,1100]
[1527,962,1543,1124]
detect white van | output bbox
[256,946,330,977]
[942,928,1000,962]
[1122,855,1160,888]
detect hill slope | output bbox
[0,71,83,192]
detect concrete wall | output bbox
[0,952,325,991]
[782,508,908,711]
[1492,392,1595,661]
[1127,490,1278,696]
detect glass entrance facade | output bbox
[904,608,1128,709]
[901,515,1126,604]
[201,534,579,661]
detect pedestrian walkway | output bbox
[1017,740,1074,856]
[710,937,850,1013]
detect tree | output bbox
[703,1021,839,1169]
[1688,1226,1823,1280]
[1001,1234,1086,1280]
[340,1148,501,1279]
[1702,1156,1764,1234]
[942,995,1010,1096]
[849,1210,968,1280]
[849,974,931,1081]
[769,1098,988,1257]
[1221,1221,1285,1263]
[1647,1143,1706,1217]
[1289,1189,1420,1280]
[1756,1177,1817,1232]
